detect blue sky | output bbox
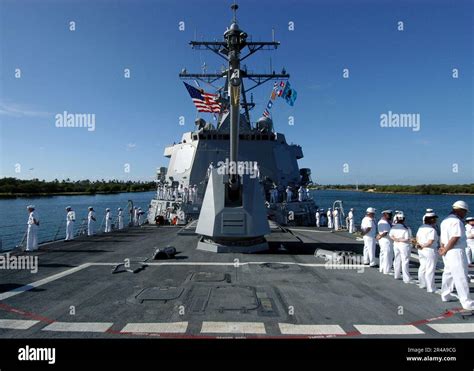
[0,0,472,184]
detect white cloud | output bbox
[0,101,52,118]
[126,143,137,151]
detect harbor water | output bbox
[1,189,473,251]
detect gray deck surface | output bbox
[1,222,473,339]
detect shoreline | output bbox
[309,188,474,196]
[0,190,155,199]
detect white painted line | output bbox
[121,322,188,334]
[42,322,113,333]
[354,325,424,335]
[201,322,266,334]
[279,323,346,335]
[288,228,331,234]
[427,323,474,334]
[0,319,40,330]
[0,263,93,301]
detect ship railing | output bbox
[0,202,134,253]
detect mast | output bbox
[179,4,289,125]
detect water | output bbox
[312,189,474,230]
[0,192,155,251]
[1,189,473,251]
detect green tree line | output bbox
[312,184,474,195]
[0,178,156,195]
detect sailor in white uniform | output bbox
[439,201,474,310]
[26,205,39,251]
[132,207,138,226]
[286,186,293,203]
[361,207,377,267]
[65,206,75,241]
[105,208,112,233]
[389,212,413,283]
[207,162,214,178]
[87,207,96,236]
[327,208,333,229]
[137,208,143,226]
[270,186,277,203]
[298,186,304,202]
[416,212,439,292]
[348,208,355,233]
[315,210,320,227]
[377,210,393,274]
[333,208,339,230]
[117,208,124,229]
[305,187,311,200]
[465,217,474,265]
[191,185,197,203]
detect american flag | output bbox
[183,82,221,113]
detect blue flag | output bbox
[282,82,297,106]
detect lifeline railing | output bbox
[0,200,144,253]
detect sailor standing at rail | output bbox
[327,208,333,229]
[315,209,320,227]
[270,186,277,203]
[377,210,393,274]
[25,205,39,252]
[137,208,143,226]
[207,162,214,178]
[118,208,124,229]
[87,207,96,236]
[132,207,138,226]
[105,208,112,233]
[389,212,413,283]
[348,208,355,233]
[65,206,75,241]
[189,184,195,203]
[416,212,439,292]
[306,187,311,200]
[333,208,340,230]
[361,207,377,267]
[439,201,474,310]
[286,186,293,203]
[298,186,304,202]
[465,217,474,266]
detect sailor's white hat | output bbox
[395,212,405,219]
[366,207,376,213]
[381,209,393,214]
[466,217,474,222]
[27,205,35,209]
[106,208,110,211]
[423,212,438,219]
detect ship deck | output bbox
[0,222,473,339]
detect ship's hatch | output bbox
[208,285,259,312]
[135,286,184,303]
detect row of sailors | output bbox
[359,201,474,311]
[315,208,348,231]
[157,184,198,203]
[271,186,312,203]
[25,205,146,251]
